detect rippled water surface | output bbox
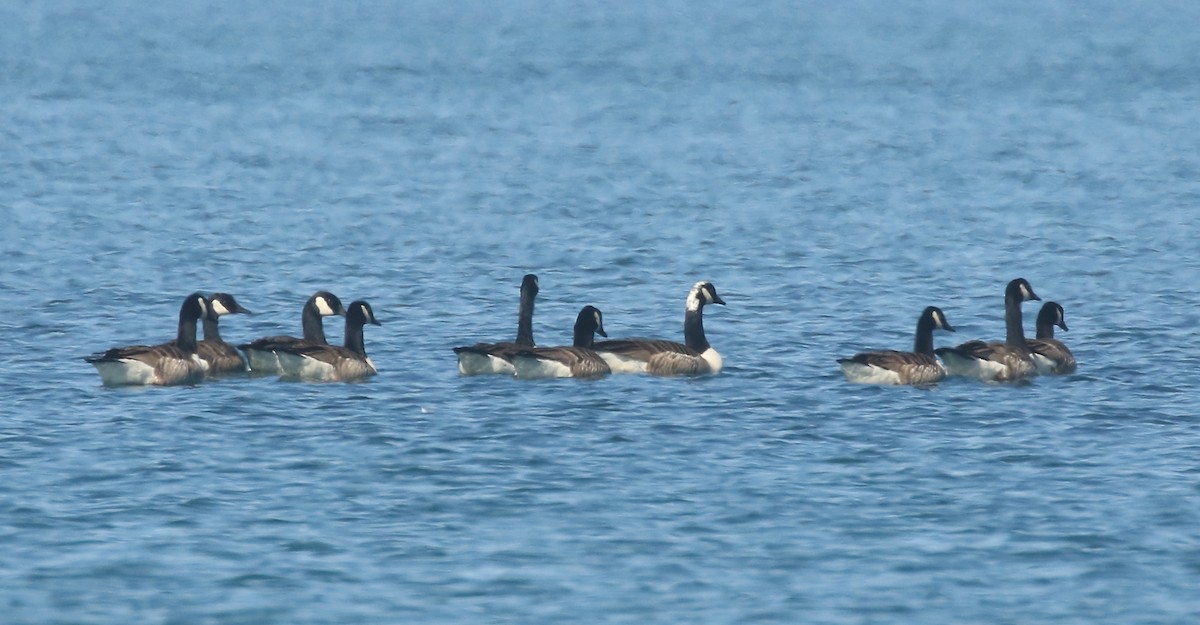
[4,1,1200,623]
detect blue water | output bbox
[4,1,1200,623]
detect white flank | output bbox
[92,359,158,386]
[839,362,902,385]
[597,351,648,374]
[457,352,515,375]
[939,351,1008,382]
[511,355,574,379]
[277,351,336,381]
[244,349,283,374]
[1030,352,1056,375]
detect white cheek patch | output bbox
[211,299,231,316]
[1020,283,1033,300]
[197,298,209,318]
[315,296,335,316]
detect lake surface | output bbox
[3,1,1200,623]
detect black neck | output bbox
[515,288,536,347]
[344,320,367,357]
[301,301,328,344]
[202,315,222,343]
[1036,316,1056,340]
[176,310,199,354]
[1004,291,1028,347]
[913,313,936,355]
[572,323,595,348]
[683,307,710,352]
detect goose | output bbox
[238,291,346,374]
[85,292,210,386]
[197,293,253,375]
[1027,301,1077,375]
[503,305,610,379]
[838,306,956,385]
[276,300,382,382]
[935,278,1041,382]
[592,281,725,376]
[454,274,539,375]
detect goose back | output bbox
[455,274,540,375]
[277,300,381,382]
[198,293,252,375]
[85,293,210,386]
[1028,301,1077,374]
[593,281,726,376]
[838,306,955,385]
[935,278,1040,382]
[507,305,610,379]
[239,291,346,374]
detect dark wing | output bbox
[510,346,611,378]
[85,342,186,364]
[936,340,1008,361]
[549,347,610,378]
[197,340,247,372]
[593,338,699,362]
[453,341,522,359]
[284,343,356,367]
[844,350,939,369]
[1027,338,1077,373]
[238,335,306,352]
[645,351,711,375]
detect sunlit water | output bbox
[3,1,1200,623]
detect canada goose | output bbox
[197,293,252,375]
[454,274,539,375]
[238,291,346,374]
[593,281,725,376]
[838,306,956,385]
[935,278,1041,382]
[276,300,382,382]
[85,292,210,386]
[503,305,610,379]
[1028,301,1077,375]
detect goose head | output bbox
[1006,278,1041,303]
[208,292,252,319]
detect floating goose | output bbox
[1027,301,1077,374]
[838,306,955,385]
[454,274,539,375]
[935,278,1041,382]
[238,291,346,374]
[593,281,725,376]
[85,293,210,386]
[197,292,252,375]
[276,300,382,382]
[503,305,610,379]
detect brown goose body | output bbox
[593,281,726,376]
[455,274,539,375]
[1028,301,1077,374]
[935,278,1041,382]
[85,293,210,387]
[838,306,955,385]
